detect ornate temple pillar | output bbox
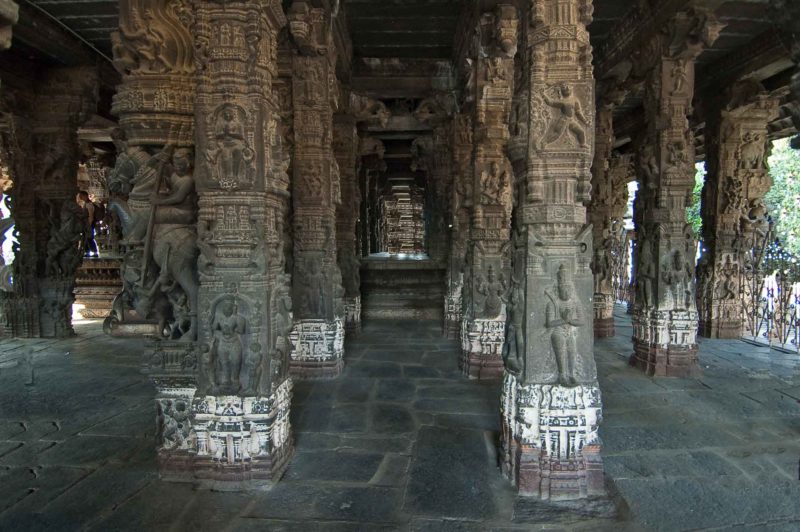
[459,5,518,380]
[334,112,361,335]
[629,7,723,378]
[698,81,779,338]
[360,136,386,256]
[288,1,346,379]
[104,0,196,339]
[139,0,294,486]
[588,94,631,337]
[444,114,473,339]
[500,0,603,501]
[413,96,454,266]
[335,93,390,335]
[1,67,98,338]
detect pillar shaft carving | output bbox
[588,95,632,338]
[288,1,345,379]
[629,6,723,378]
[444,113,473,339]
[131,0,294,487]
[413,96,455,266]
[106,0,197,339]
[501,0,603,501]
[334,110,361,334]
[459,5,517,380]
[1,67,98,338]
[698,81,779,339]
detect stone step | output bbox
[360,264,445,321]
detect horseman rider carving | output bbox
[107,130,199,341]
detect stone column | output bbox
[413,96,454,266]
[335,93,390,335]
[1,67,98,338]
[288,1,345,379]
[104,0,197,339]
[444,113,473,339]
[501,0,603,500]
[145,0,293,486]
[629,7,723,378]
[334,112,362,335]
[459,5,518,380]
[698,81,779,338]
[588,94,631,337]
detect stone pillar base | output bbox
[289,318,345,379]
[443,290,462,339]
[443,317,461,340]
[460,318,505,380]
[593,294,615,338]
[39,279,76,338]
[593,317,615,338]
[344,297,361,336]
[698,318,742,340]
[1,297,40,337]
[629,342,701,378]
[157,383,294,490]
[500,374,604,501]
[631,309,701,378]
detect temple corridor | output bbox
[0,309,798,530]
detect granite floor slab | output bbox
[0,307,798,530]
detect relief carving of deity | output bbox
[207,104,255,190]
[545,265,585,386]
[476,265,507,319]
[211,296,247,391]
[540,83,589,149]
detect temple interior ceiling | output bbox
[15,0,796,146]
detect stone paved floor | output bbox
[0,308,798,531]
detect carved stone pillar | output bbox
[334,113,361,335]
[335,93,390,335]
[1,67,98,338]
[501,0,603,501]
[698,81,779,338]
[444,114,473,339]
[147,0,293,487]
[105,0,197,339]
[288,1,345,379]
[413,97,454,266]
[629,7,723,378]
[459,5,517,380]
[588,97,631,337]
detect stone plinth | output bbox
[501,374,604,501]
[631,310,701,378]
[593,293,615,338]
[460,317,505,379]
[344,296,361,335]
[289,318,345,379]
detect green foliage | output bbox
[765,138,800,257]
[686,162,705,237]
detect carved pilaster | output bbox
[459,5,517,380]
[289,1,345,379]
[698,81,780,339]
[501,0,604,501]
[629,6,724,378]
